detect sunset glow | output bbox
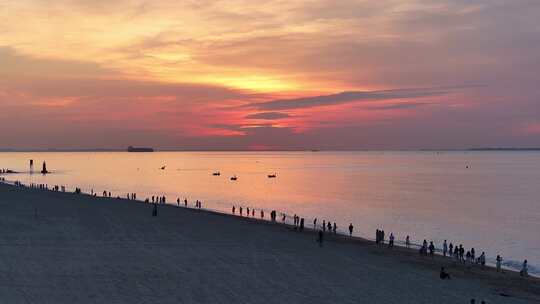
[1,0,539,149]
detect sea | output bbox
[1,151,539,275]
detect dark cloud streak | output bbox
[247,87,462,111]
[244,112,290,120]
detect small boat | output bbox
[267,174,277,178]
[230,175,238,181]
[213,172,221,176]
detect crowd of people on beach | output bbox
[232,205,280,224]
[370,228,531,280]
[0,178,533,281]
[375,229,396,248]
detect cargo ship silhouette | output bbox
[127,146,154,152]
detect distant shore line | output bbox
[1,148,540,152]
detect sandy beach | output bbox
[0,182,538,304]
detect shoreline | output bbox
[0,181,539,303]
[1,176,535,276]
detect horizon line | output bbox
[1,147,540,153]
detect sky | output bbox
[1,0,539,150]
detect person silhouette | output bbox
[440,267,451,280]
[389,233,395,248]
[429,241,435,256]
[496,255,502,272]
[348,223,353,236]
[479,252,486,266]
[443,240,448,257]
[405,235,410,248]
[520,260,528,276]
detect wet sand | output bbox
[0,182,538,303]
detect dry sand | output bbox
[0,182,538,303]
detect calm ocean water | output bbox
[1,151,539,274]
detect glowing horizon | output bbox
[1,1,539,149]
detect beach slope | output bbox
[0,183,537,303]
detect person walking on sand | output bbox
[313,218,317,229]
[520,260,528,277]
[184,198,187,207]
[496,255,502,272]
[429,241,435,256]
[443,240,448,257]
[299,218,304,231]
[381,230,385,244]
[388,233,394,248]
[322,220,326,232]
[260,210,264,219]
[471,248,475,262]
[318,230,324,247]
[406,235,410,248]
[348,223,353,236]
[327,221,332,233]
[449,243,453,256]
[332,222,337,234]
